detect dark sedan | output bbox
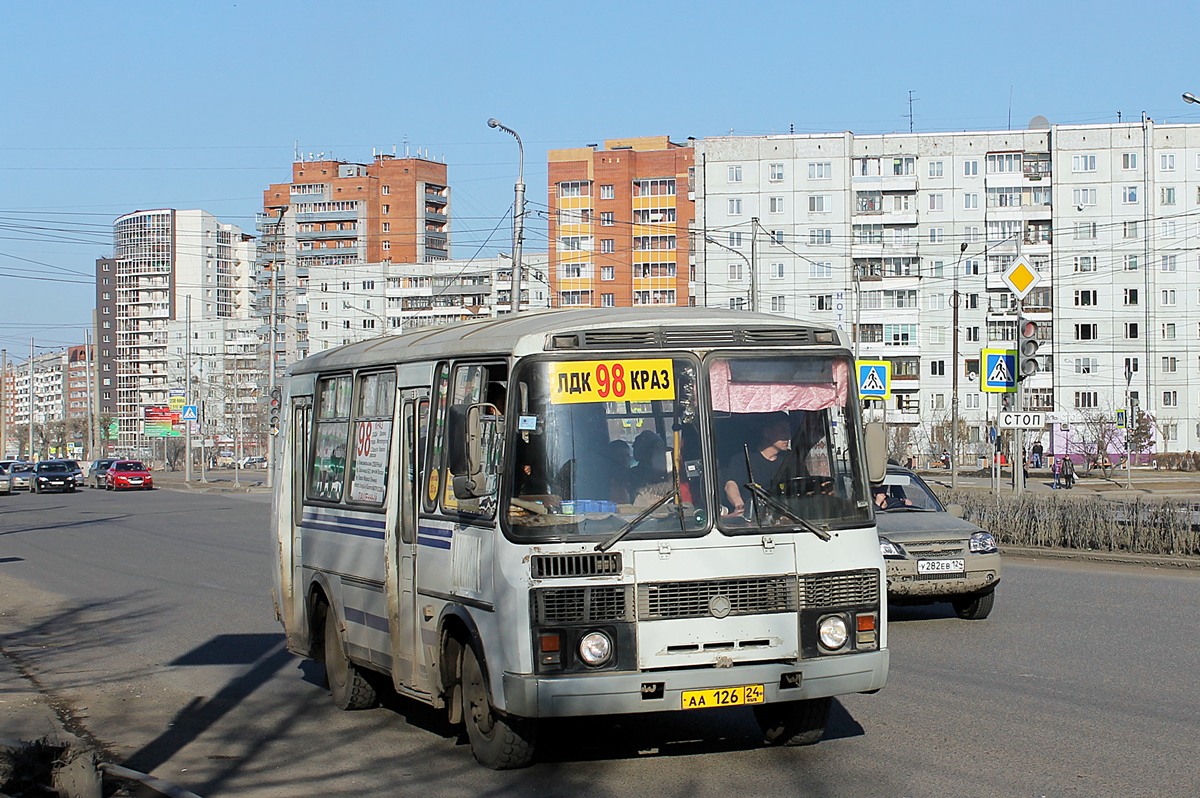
[89,458,116,488]
[32,460,77,494]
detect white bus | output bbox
[271,308,889,768]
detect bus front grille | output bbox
[532,585,633,624]
[798,570,880,608]
[637,576,798,620]
[531,552,623,578]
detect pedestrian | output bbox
[1031,441,1044,469]
[1052,457,1062,489]
[1063,457,1076,489]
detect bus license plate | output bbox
[681,684,765,710]
[917,558,965,575]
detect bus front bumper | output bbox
[501,649,889,718]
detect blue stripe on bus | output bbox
[417,525,453,550]
[301,510,386,540]
[343,606,390,633]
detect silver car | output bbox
[7,462,34,491]
[874,465,1001,620]
[0,463,12,495]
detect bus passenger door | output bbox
[284,397,311,650]
[386,388,429,695]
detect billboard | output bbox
[144,406,182,438]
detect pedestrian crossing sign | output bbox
[181,405,199,422]
[856,360,891,400]
[982,348,1017,393]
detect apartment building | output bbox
[547,137,694,309]
[95,209,254,449]
[694,121,1200,456]
[2,347,93,458]
[305,253,549,354]
[256,153,451,368]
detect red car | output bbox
[105,460,154,491]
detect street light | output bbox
[488,118,525,315]
[703,235,754,309]
[1183,92,1199,105]
[950,241,969,489]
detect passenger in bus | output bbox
[629,430,670,503]
[721,415,791,517]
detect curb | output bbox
[1002,545,1200,570]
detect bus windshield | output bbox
[507,356,707,542]
[709,354,871,532]
[505,351,872,542]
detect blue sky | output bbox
[2,0,1198,353]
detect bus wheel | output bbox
[754,697,831,746]
[322,609,378,710]
[461,645,536,769]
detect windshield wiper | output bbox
[595,491,674,553]
[742,480,832,542]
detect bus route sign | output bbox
[548,359,675,404]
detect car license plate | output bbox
[918,558,965,575]
[681,684,764,710]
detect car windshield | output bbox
[13,464,32,473]
[115,462,146,472]
[40,463,69,473]
[874,471,943,512]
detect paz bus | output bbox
[270,307,889,769]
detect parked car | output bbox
[88,458,116,488]
[873,465,1001,620]
[238,456,267,469]
[105,460,154,491]
[7,462,34,491]
[32,460,77,493]
[0,463,12,495]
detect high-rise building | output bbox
[256,153,451,368]
[547,137,694,309]
[693,120,1200,457]
[95,209,253,449]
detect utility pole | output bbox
[950,242,968,489]
[1124,363,1133,490]
[29,338,35,461]
[749,217,759,312]
[84,329,93,461]
[0,348,7,458]
[488,118,525,314]
[266,206,287,490]
[185,295,192,483]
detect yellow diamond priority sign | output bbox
[1002,255,1040,300]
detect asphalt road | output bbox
[2,487,1198,797]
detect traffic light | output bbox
[269,387,282,433]
[1017,316,1039,380]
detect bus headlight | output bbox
[817,615,849,651]
[578,631,613,666]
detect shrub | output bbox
[937,489,1200,557]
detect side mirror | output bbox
[864,422,887,484]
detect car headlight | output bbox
[878,537,906,558]
[578,631,613,666]
[818,615,849,651]
[970,531,998,554]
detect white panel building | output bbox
[694,121,1200,460]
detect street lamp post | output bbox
[488,118,525,315]
[265,206,287,490]
[950,242,969,489]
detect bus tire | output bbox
[952,589,995,620]
[754,697,831,746]
[461,645,536,769]
[322,608,378,710]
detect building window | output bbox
[1163,356,1178,373]
[809,195,831,212]
[986,153,1022,173]
[558,181,591,198]
[809,228,832,245]
[928,161,943,178]
[772,296,788,312]
[1163,391,1179,407]
[1074,357,1098,374]
[808,162,832,180]
[601,293,614,307]
[769,229,784,245]
[1072,154,1097,172]
[1162,289,1177,306]
[600,239,614,254]
[382,204,390,214]
[769,262,785,279]
[1124,288,1139,305]
[1074,289,1098,306]
[1122,186,1138,204]
[381,185,390,195]
[963,193,979,210]
[769,163,785,181]
[810,261,832,279]
[727,165,742,183]
[728,232,743,247]
[930,360,945,376]
[1125,322,1139,339]
[769,196,785,213]
[1074,391,1099,409]
[1073,187,1098,207]
[963,160,978,176]
[929,227,944,243]
[728,263,743,281]
[600,266,614,281]
[1123,221,1139,238]
[728,198,743,215]
[1161,187,1177,205]
[1122,152,1138,170]
[810,294,833,311]
[1075,222,1097,240]
[1075,323,1099,340]
[1073,256,1096,273]
[1124,255,1139,271]
[600,211,614,226]
[1162,323,1177,340]
[1161,153,1176,171]
[929,193,944,211]
[1162,254,1178,272]
[600,184,615,200]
